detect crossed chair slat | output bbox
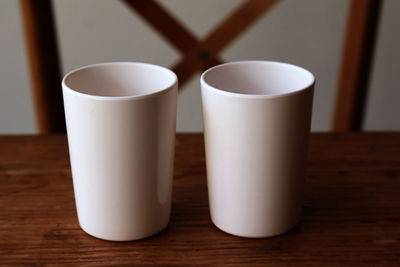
[122,0,279,88]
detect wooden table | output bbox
[0,133,399,265]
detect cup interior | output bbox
[201,61,314,97]
[63,62,177,98]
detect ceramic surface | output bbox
[201,61,315,238]
[63,62,177,241]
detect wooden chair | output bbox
[332,0,382,131]
[19,0,382,133]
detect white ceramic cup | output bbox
[201,61,315,238]
[62,62,177,241]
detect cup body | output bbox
[201,61,314,238]
[62,62,177,241]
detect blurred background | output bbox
[1,0,399,133]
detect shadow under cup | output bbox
[201,61,315,238]
[62,62,177,241]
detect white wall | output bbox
[0,0,36,133]
[0,0,399,133]
[364,0,400,130]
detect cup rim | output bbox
[62,62,178,101]
[200,60,315,99]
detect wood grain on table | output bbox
[0,133,399,265]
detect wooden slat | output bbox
[122,0,198,53]
[122,0,226,87]
[172,0,279,87]
[20,0,65,133]
[122,0,279,88]
[172,54,223,87]
[332,0,383,131]
[203,0,279,54]
[171,55,200,87]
